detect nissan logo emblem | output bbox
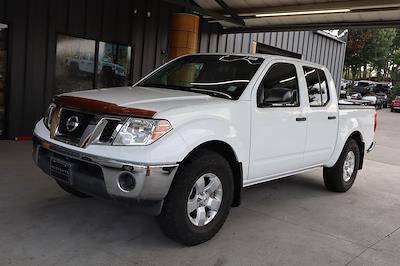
[66,116,79,132]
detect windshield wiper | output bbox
[139,83,233,100]
[140,83,170,89]
[189,88,232,99]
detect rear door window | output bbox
[318,69,329,105]
[303,67,322,106]
[303,67,330,106]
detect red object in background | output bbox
[374,112,377,132]
[14,136,33,141]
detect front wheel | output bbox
[323,139,360,192]
[157,150,234,246]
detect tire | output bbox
[323,138,360,192]
[56,181,91,198]
[157,150,234,246]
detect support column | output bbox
[168,13,199,59]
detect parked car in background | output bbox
[369,77,393,88]
[391,96,400,112]
[352,80,375,95]
[374,82,391,94]
[350,93,363,100]
[341,79,351,90]
[339,89,348,99]
[376,93,388,108]
[362,95,382,109]
[33,54,377,246]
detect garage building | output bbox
[0,0,346,139]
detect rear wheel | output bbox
[56,181,91,198]
[323,139,360,192]
[157,150,234,246]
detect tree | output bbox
[363,29,397,77]
[344,29,372,79]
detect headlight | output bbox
[43,103,56,130]
[113,118,172,146]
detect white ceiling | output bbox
[193,0,400,30]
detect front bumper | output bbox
[32,135,179,214]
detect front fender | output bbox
[174,117,250,178]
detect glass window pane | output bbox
[55,35,96,94]
[258,63,299,107]
[96,42,131,88]
[0,23,7,138]
[303,67,322,106]
[140,55,263,100]
[318,69,329,105]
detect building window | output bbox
[55,34,132,95]
[96,42,131,88]
[0,23,8,139]
[55,35,96,94]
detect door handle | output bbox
[296,117,307,122]
[328,116,337,120]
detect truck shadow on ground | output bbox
[23,171,333,249]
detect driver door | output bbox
[248,62,308,181]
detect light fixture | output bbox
[255,9,351,17]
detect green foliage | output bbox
[344,28,399,80]
[393,49,400,67]
[391,85,400,97]
[344,29,372,79]
[366,29,397,75]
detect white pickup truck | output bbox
[33,54,376,246]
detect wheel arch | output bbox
[347,131,365,170]
[325,130,365,169]
[179,140,243,207]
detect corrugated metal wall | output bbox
[199,26,346,90]
[0,0,182,137]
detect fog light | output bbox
[118,172,136,192]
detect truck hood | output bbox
[61,86,226,115]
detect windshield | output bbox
[357,82,370,87]
[138,55,264,100]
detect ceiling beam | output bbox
[214,0,245,26]
[221,20,400,34]
[162,0,245,27]
[233,0,400,16]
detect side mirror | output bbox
[263,88,295,106]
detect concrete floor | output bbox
[1,109,399,266]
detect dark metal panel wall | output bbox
[0,0,6,20]
[200,27,346,90]
[23,0,49,135]
[3,0,29,136]
[2,0,181,137]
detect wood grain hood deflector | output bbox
[54,95,157,118]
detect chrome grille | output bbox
[99,120,120,143]
[54,108,125,147]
